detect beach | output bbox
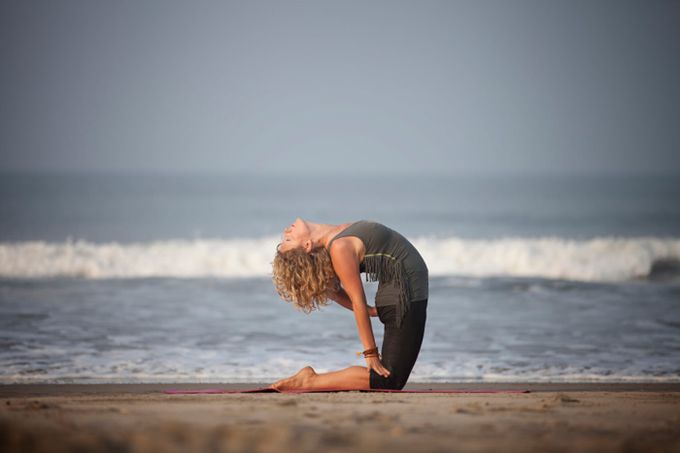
[1,174,679,452]
[3,0,680,450]
[2,383,679,452]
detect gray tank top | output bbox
[327,220,429,328]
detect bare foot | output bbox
[271,366,316,391]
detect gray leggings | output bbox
[369,299,428,390]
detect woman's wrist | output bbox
[357,346,380,358]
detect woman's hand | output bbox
[367,305,378,317]
[365,355,391,378]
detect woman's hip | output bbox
[377,298,428,327]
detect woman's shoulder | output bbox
[326,220,387,248]
[326,220,376,254]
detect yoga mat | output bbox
[162,387,530,394]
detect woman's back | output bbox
[328,220,429,327]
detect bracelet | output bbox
[356,347,379,358]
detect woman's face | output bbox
[277,217,311,253]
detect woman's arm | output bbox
[326,286,377,316]
[329,241,390,378]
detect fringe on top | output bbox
[363,253,411,328]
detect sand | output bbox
[1,383,679,452]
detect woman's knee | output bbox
[385,375,408,390]
[371,370,408,390]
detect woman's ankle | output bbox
[301,366,316,387]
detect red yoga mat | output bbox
[162,387,530,394]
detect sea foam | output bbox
[1,236,679,282]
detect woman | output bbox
[270,218,429,391]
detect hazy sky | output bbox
[1,0,679,175]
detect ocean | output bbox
[1,171,679,383]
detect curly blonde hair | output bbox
[271,246,340,313]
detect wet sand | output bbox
[1,383,679,452]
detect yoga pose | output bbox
[270,218,429,391]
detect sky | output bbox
[1,0,679,175]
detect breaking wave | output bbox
[1,236,679,282]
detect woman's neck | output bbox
[308,221,352,250]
